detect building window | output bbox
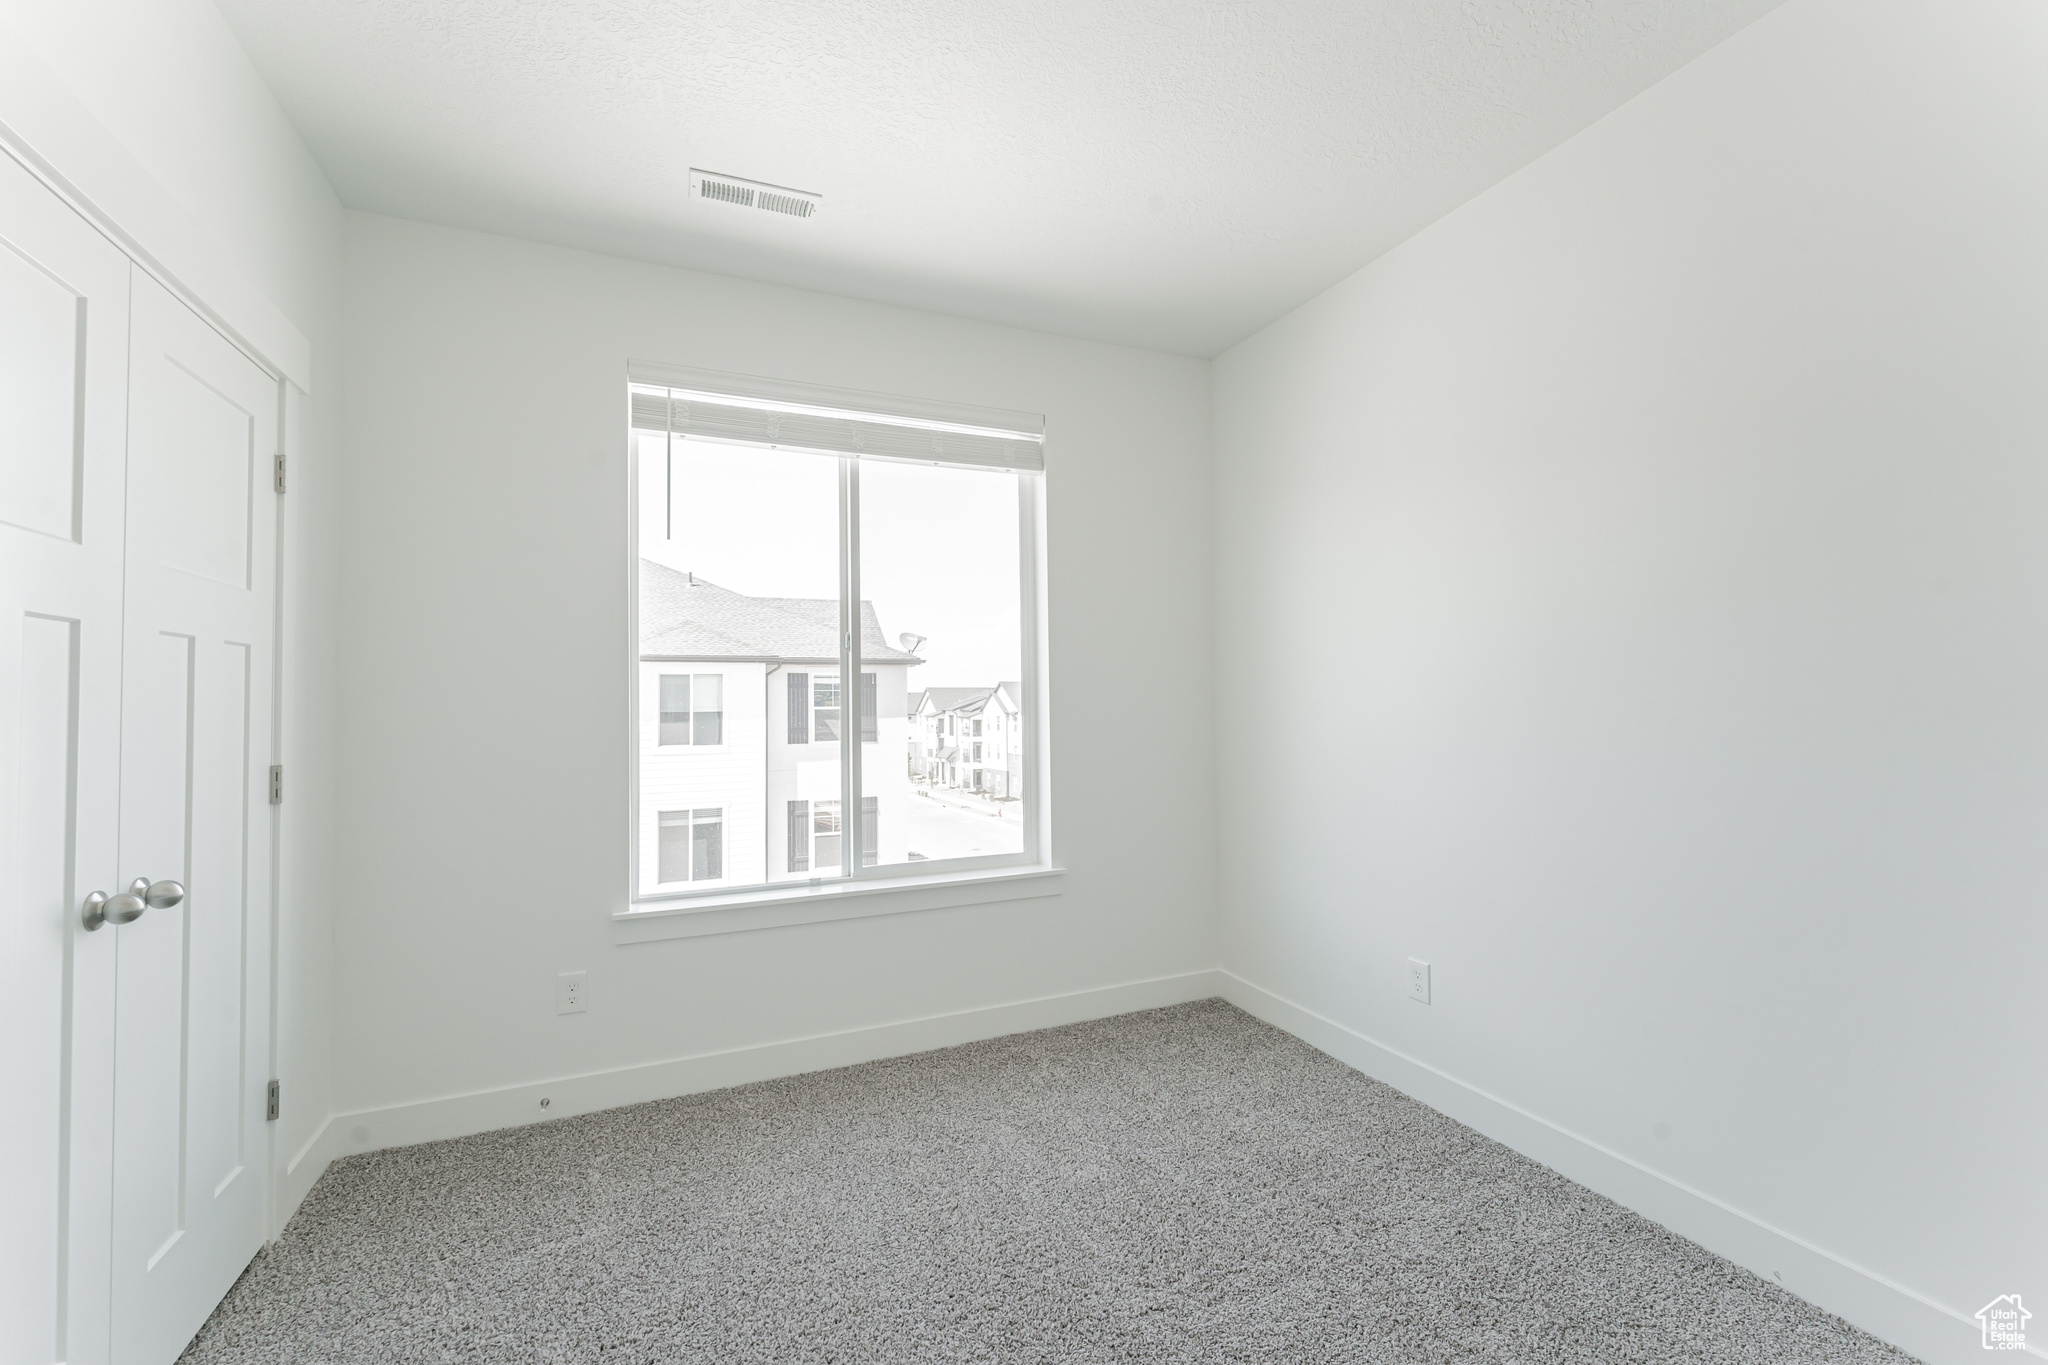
[657,808,723,884]
[658,673,722,746]
[786,671,877,746]
[811,799,840,870]
[786,796,881,872]
[813,674,840,742]
[631,369,1043,902]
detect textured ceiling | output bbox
[215,0,1783,356]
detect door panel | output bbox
[0,152,130,1365]
[111,274,277,1365]
[151,363,254,590]
[0,224,86,543]
[112,630,193,1273]
[187,640,254,1203]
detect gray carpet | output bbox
[182,1000,1914,1363]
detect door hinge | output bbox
[273,451,287,494]
[266,1079,280,1122]
[269,764,283,805]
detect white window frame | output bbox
[620,363,1059,942]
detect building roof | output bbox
[906,690,926,715]
[914,683,1025,718]
[640,561,922,664]
[916,686,994,716]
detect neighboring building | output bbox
[911,682,1024,798]
[994,680,1024,798]
[637,561,922,894]
[910,687,986,787]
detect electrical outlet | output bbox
[1406,958,1431,1005]
[556,971,588,1015]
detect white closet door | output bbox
[109,274,277,1365]
[0,152,131,1365]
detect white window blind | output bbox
[628,365,1045,473]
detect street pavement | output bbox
[901,784,1023,862]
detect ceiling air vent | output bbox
[689,170,821,221]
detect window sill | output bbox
[613,865,1065,944]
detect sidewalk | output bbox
[913,782,1019,821]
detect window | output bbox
[658,673,723,745]
[798,802,831,875]
[813,674,840,742]
[656,808,723,883]
[811,675,835,740]
[782,672,878,746]
[785,796,880,873]
[630,367,1042,903]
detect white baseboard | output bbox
[321,968,1225,1162]
[272,1113,340,1238]
[1217,970,2010,1365]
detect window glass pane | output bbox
[692,811,723,880]
[656,811,690,884]
[638,433,840,893]
[813,674,841,743]
[693,673,723,745]
[813,798,841,870]
[659,674,692,746]
[859,459,1023,866]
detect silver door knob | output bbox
[80,879,183,931]
[130,877,185,909]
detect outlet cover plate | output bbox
[1407,958,1431,1004]
[556,970,588,1015]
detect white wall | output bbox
[1212,1,2045,1361]
[333,213,1215,1134]
[0,0,346,1225]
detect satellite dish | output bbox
[900,633,927,653]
